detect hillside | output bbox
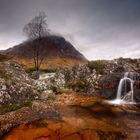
[0,35,87,69]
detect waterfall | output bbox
[116,77,134,102]
[108,72,136,105]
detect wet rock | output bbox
[1,94,140,140]
[98,73,123,99]
[113,65,125,73]
[134,88,140,102]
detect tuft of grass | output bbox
[9,104,21,111]
[9,99,32,111]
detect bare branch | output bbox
[23,11,49,71]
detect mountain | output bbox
[0,35,87,69]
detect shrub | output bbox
[87,60,106,75]
[66,79,89,92]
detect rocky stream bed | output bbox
[1,93,140,140]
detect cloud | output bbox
[0,0,140,60]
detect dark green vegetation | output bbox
[87,60,107,74]
[66,80,89,92]
[8,99,32,111]
[0,54,10,62]
[0,99,33,114]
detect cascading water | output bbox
[108,72,136,105]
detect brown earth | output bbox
[15,57,87,70]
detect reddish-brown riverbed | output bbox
[1,93,140,140]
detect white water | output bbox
[39,73,55,80]
[108,72,136,105]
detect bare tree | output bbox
[23,11,49,71]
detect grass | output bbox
[9,99,32,111]
[0,54,10,62]
[25,67,58,74]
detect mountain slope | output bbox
[1,35,87,69]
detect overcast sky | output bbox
[0,0,140,60]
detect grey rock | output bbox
[0,61,39,109]
[40,90,55,100]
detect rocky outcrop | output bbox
[52,65,100,94]
[53,58,140,101]
[1,57,140,114]
[0,61,54,114]
[0,61,38,106]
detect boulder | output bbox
[0,61,40,113]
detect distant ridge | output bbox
[0,35,87,69]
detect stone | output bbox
[31,71,40,80]
[40,90,55,100]
[0,61,40,113]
